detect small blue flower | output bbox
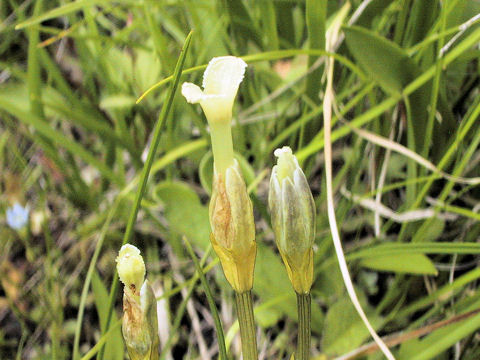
[6,203,29,230]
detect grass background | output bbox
[1,0,480,359]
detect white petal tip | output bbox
[274,146,293,158]
[118,244,141,257]
[202,56,247,92]
[181,82,204,104]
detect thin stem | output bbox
[296,292,311,360]
[210,120,234,177]
[234,291,258,360]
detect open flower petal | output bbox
[181,56,247,125]
[181,82,205,104]
[202,56,247,99]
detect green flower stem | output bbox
[296,292,311,360]
[210,120,234,176]
[234,291,258,360]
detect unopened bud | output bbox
[210,161,256,293]
[116,245,159,359]
[269,147,316,294]
[117,244,146,297]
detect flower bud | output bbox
[268,147,316,294]
[117,244,146,297]
[210,161,256,293]
[116,245,159,359]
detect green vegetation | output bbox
[1,0,480,359]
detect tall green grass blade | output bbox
[349,242,480,260]
[159,245,213,359]
[27,0,44,118]
[298,25,480,161]
[72,199,121,359]
[15,0,112,29]
[78,320,122,360]
[97,30,193,360]
[91,271,123,360]
[305,0,326,101]
[144,0,173,74]
[183,237,228,360]
[259,1,279,50]
[0,100,121,186]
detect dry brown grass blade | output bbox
[334,308,480,360]
[323,4,395,359]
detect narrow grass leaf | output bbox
[360,254,438,275]
[183,237,228,360]
[323,23,395,358]
[98,30,194,360]
[305,0,326,101]
[15,0,112,29]
[0,99,121,185]
[91,270,123,360]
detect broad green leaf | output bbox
[134,48,162,91]
[360,253,438,275]
[322,295,383,356]
[154,181,210,250]
[91,271,123,360]
[343,25,418,94]
[99,94,136,110]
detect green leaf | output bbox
[360,253,438,275]
[91,271,123,360]
[99,30,194,360]
[412,218,445,242]
[343,25,418,94]
[198,151,214,195]
[322,295,383,356]
[399,300,480,360]
[183,238,227,360]
[99,94,137,110]
[15,0,112,29]
[349,242,480,260]
[154,181,210,250]
[0,99,121,186]
[305,0,326,101]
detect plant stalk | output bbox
[234,291,258,360]
[296,292,311,360]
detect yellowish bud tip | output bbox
[116,244,146,295]
[274,146,297,184]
